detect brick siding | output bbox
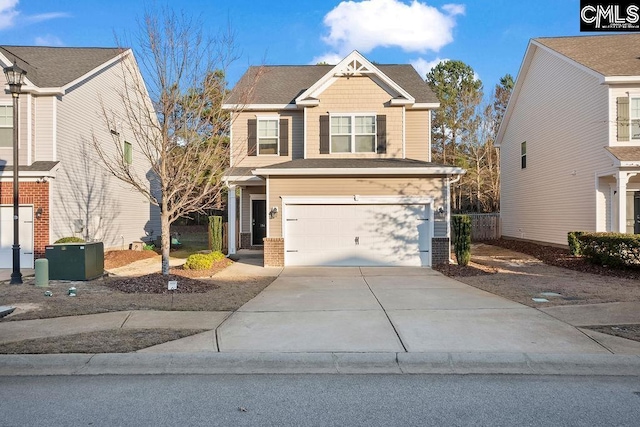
[263,237,284,267]
[431,237,450,265]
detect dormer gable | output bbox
[296,50,415,107]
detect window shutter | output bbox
[376,115,387,154]
[248,119,257,156]
[320,115,330,154]
[617,97,630,142]
[279,118,289,156]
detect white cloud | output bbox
[321,0,465,55]
[25,12,70,24]
[410,57,447,78]
[0,0,19,30]
[310,52,344,65]
[0,1,68,31]
[442,3,465,15]
[34,34,63,46]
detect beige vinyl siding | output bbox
[405,109,430,161]
[268,175,445,238]
[33,95,54,162]
[240,186,265,233]
[306,76,403,158]
[51,55,160,249]
[231,110,300,168]
[500,46,610,245]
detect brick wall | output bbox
[0,181,50,259]
[239,232,264,250]
[431,237,450,265]
[263,237,284,267]
[239,233,251,249]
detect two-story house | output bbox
[0,46,160,269]
[497,34,640,246]
[223,51,464,267]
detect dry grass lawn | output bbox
[0,329,207,354]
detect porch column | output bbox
[616,171,628,233]
[227,185,237,255]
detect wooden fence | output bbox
[463,213,501,241]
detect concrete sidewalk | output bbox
[2,264,640,376]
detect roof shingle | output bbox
[606,146,640,162]
[535,34,640,77]
[0,46,124,88]
[227,63,437,105]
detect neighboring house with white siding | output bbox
[497,34,640,246]
[0,46,160,268]
[223,51,465,267]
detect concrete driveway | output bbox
[217,267,609,354]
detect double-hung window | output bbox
[0,105,13,148]
[631,98,640,140]
[330,114,376,153]
[257,118,279,155]
[521,141,526,169]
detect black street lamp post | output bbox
[4,60,27,285]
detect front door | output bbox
[0,206,34,268]
[251,199,266,246]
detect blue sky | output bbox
[1,0,583,92]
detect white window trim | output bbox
[329,112,377,154]
[630,95,640,140]
[0,103,14,150]
[256,115,280,156]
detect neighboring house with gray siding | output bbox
[497,34,640,246]
[223,51,464,267]
[0,46,160,268]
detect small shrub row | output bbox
[183,251,226,270]
[577,232,640,268]
[567,231,584,255]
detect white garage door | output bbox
[0,206,34,269]
[284,203,431,267]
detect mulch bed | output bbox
[105,250,158,269]
[433,261,497,277]
[489,238,640,280]
[104,273,219,294]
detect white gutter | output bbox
[222,103,298,111]
[252,167,466,176]
[0,170,58,178]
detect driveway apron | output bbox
[217,267,610,354]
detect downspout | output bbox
[446,174,462,262]
[303,106,307,159]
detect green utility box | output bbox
[45,242,104,281]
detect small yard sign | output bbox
[168,280,178,290]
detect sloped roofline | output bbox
[497,36,640,147]
[295,50,415,106]
[0,48,131,96]
[496,39,605,147]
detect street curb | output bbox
[1,352,639,376]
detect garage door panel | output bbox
[285,203,431,267]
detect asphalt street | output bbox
[1,374,639,426]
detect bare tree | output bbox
[92,8,243,274]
